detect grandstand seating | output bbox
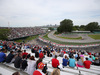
[2,49,100,75]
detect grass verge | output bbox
[42,34,100,45]
[15,35,38,43]
[88,34,100,40]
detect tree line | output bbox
[57,19,100,33]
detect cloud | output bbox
[0,0,100,27]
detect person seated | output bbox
[92,57,100,66]
[0,49,6,63]
[6,51,14,63]
[76,57,84,67]
[14,53,22,68]
[69,56,76,68]
[33,62,45,75]
[35,50,39,58]
[52,55,60,68]
[84,58,91,69]
[21,55,28,70]
[36,58,43,69]
[12,72,20,75]
[27,56,36,75]
[39,51,44,59]
[51,68,60,75]
[22,50,28,57]
[88,56,93,62]
[62,55,69,67]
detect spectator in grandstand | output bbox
[12,71,20,75]
[62,55,69,67]
[92,57,100,66]
[33,62,45,75]
[52,55,60,68]
[36,58,43,69]
[69,56,76,68]
[6,51,14,63]
[22,50,28,58]
[51,68,60,75]
[39,51,44,59]
[0,44,3,50]
[84,58,91,69]
[88,56,93,62]
[92,54,95,61]
[27,56,36,75]
[76,57,84,67]
[35,50,39,58]
[76,53,80,61]
[21,55,28,70]
[0,49,6,63]
[14,53,22,68]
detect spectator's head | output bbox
[29,56,35,60]
[89,56,92,58]
[22,55,26,59]
[51,69,60,75]
[24,50,26,52]
[65,55,67,59]
[86,57,88,60]
[38,62,44,70]
[10,51,14,54]
[1,49,6,53]
[55,55,57,58]
[12,72,20,75]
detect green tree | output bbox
[86,22,99,32]
[73,25,79,31]
[0,29,10,40]
[79,25,86,31]
[57,19,73,33]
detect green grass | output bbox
[15,35,38,42]
[57,36,82,40]
[88,34,100,40]
[42,34,100,45]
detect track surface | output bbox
[48,31,100,43]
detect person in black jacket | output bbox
[6,51,14,63]
[35,50,39,58]
[21,55,28,70]
[14,53,22,68]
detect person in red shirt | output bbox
[52,55,60,68]
[84,58,92,69]
[39,51,44,59]
[22,50,28,57]
[33,62,45,75]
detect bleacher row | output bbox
[3,49,100,75]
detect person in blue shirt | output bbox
[69,56,76,68]
[88,56,93,62]
[0,49,6,63]
[62,55,69,67]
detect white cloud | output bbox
[0,0,100,27]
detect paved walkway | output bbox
[48,31,100,43]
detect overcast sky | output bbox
[0,0,100,27]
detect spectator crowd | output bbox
[0,40,100,75]
[0,27,45,40]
